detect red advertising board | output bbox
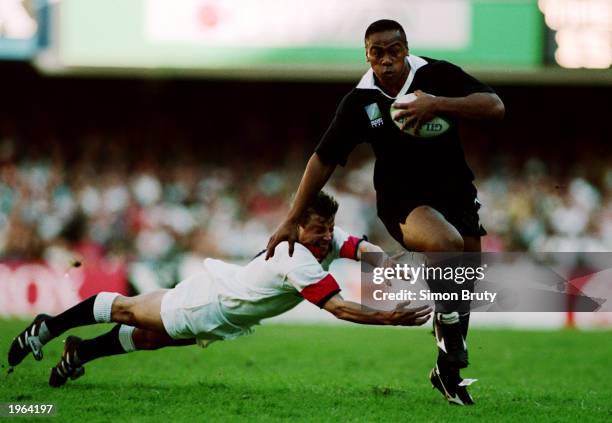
[0,261,128,318]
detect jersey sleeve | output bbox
[436,61,495,97]
[272,243,341,307]
[315,92,364,167]
[332,226,365,261]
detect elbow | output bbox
[492,102,505,121]
[489,96,505,121]
[313,152,337,172]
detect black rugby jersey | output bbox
[315,55,495,203]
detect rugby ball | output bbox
[390,93,452,138]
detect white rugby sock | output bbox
[93,292,119,323]
[438,311,460,325]
[118,325,137,352]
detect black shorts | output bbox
[377,191,486,249]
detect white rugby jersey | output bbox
[203,227,363,329]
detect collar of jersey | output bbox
[302,243,329,262]
[355,54,428,99]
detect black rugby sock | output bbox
[45,296,98,337]
[76,325,135,364]
[437,359,461,386]
[459,312,470,340]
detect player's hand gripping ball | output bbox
[390,93,452,138]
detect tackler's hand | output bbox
[389,303,432,326]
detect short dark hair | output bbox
[298,191,339,225]
[364,19,407,46]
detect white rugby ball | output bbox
[390,93,452,138]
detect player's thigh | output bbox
[132,328,195,350]
[112,290,168,332]
[400,205,464,252]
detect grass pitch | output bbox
[0,321,610,422]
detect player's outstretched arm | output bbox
[356,239,388,267]
[266,153,336,259]
[356,240,418,274]
[431,92,505,121]
[323,293,432,326]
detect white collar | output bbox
[355,54,428,99]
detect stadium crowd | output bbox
[1,131,610,274]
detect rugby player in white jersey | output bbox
[8,191,432,387]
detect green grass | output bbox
[0,321,610,422]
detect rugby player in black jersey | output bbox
[266,19,505,405]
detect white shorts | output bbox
[160,271,248,347]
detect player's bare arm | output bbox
[323,294,432,326]
[266,153,335,259]
[357,240,384,258]
[356,239,394,268]
[432,92,504,121]
[393,90,505,132]
[357,243,420,287]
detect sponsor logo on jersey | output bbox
[423,122,444,132]
[365,103,383,128]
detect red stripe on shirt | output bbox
[300,274,341,306]
[339,235,361,260]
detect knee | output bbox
[400,206,465,253]
[110,296,136,325]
